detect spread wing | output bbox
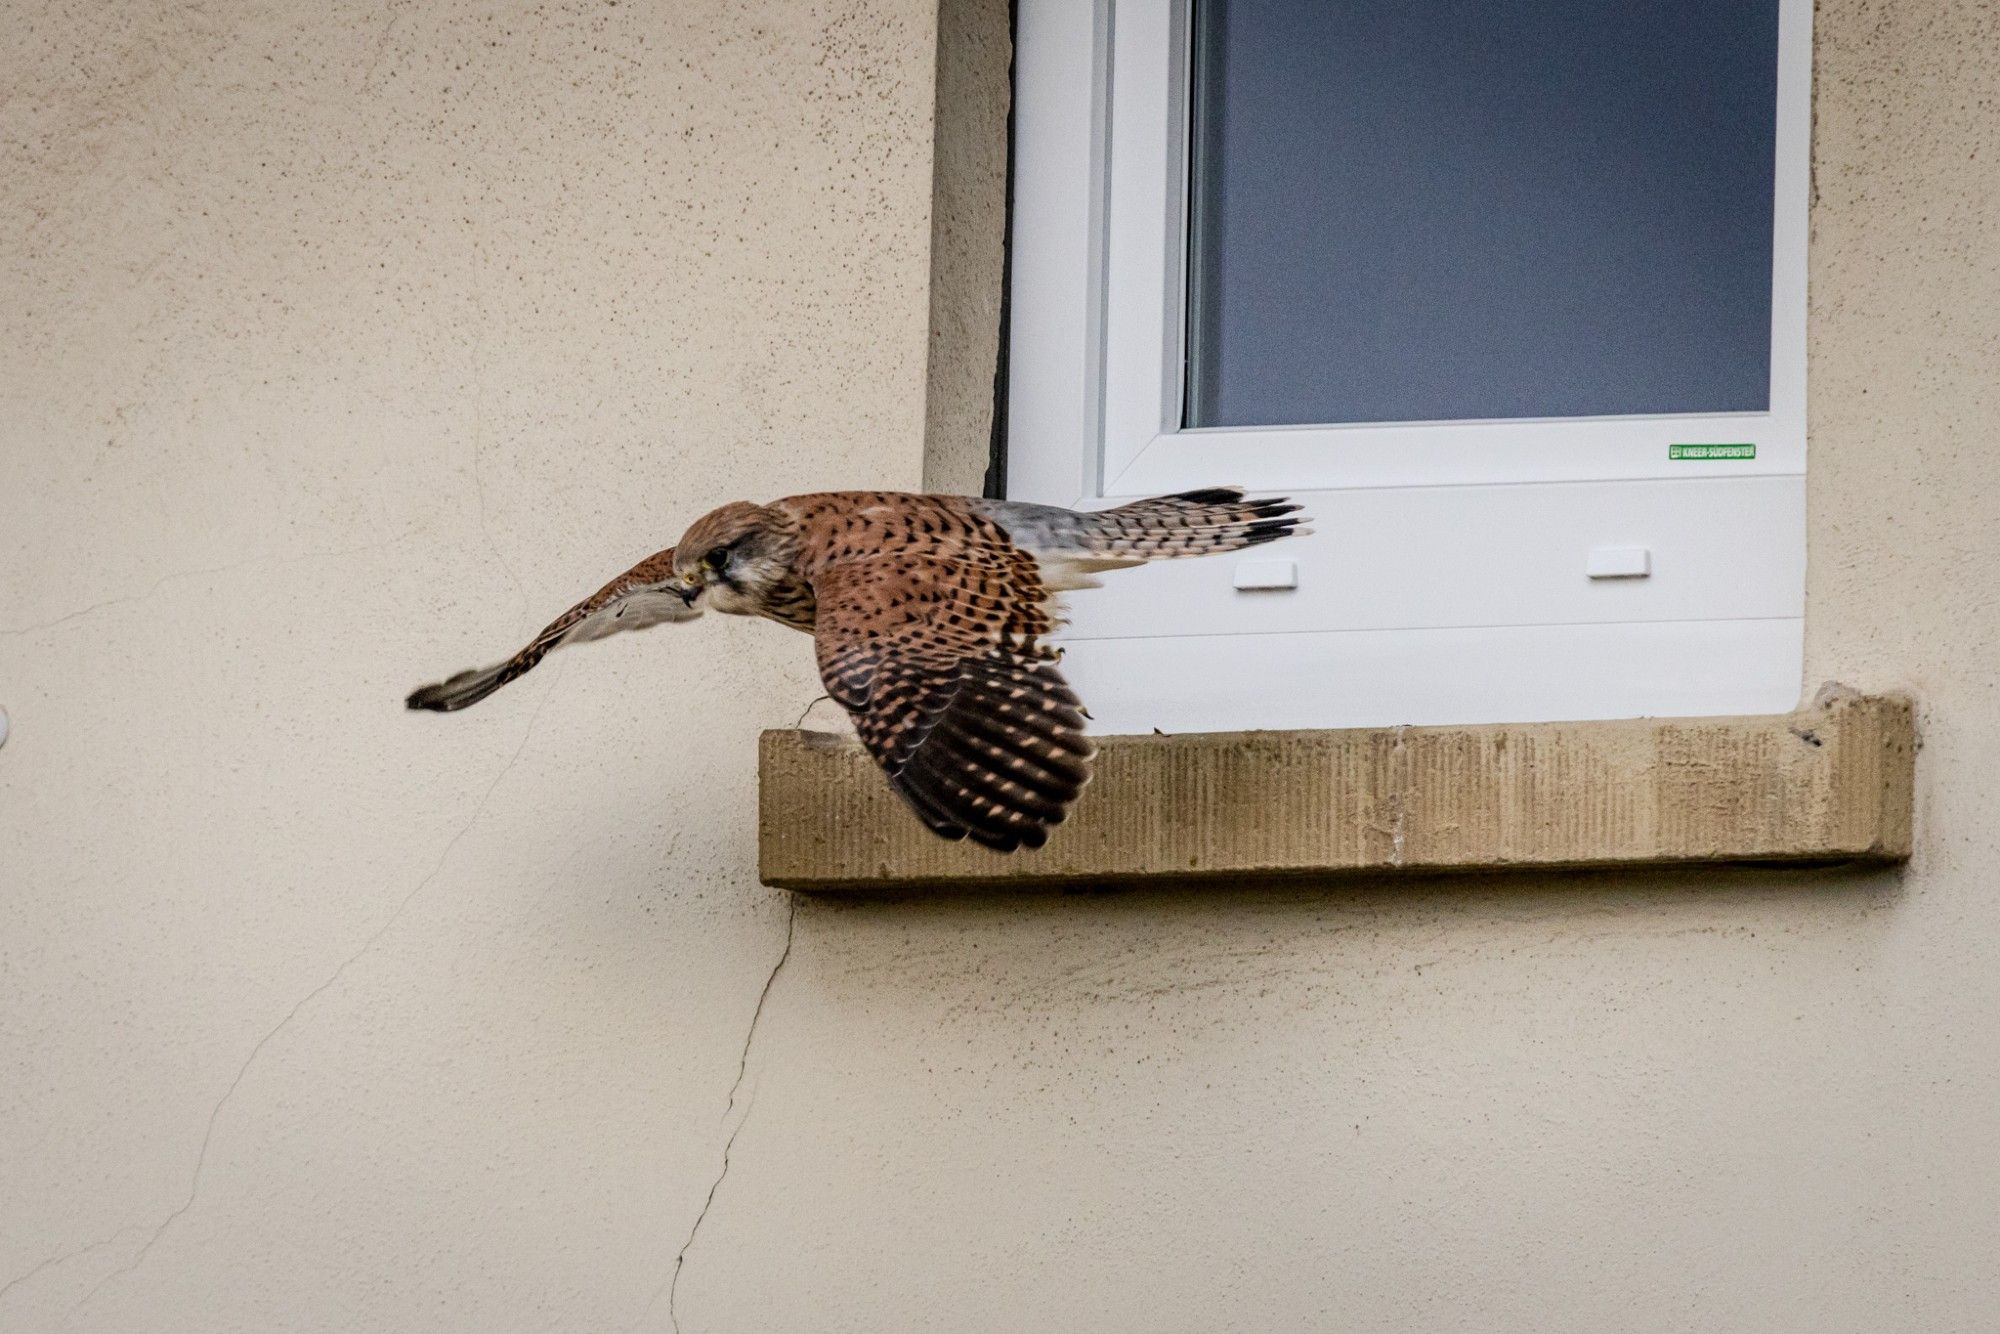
[406,547,695,712]
[812,550,1095,851]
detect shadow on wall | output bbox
[785,861,1903,1024]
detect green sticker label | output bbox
[1669,443,1756,460]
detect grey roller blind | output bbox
[1183,0,1782,429]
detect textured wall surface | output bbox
[2,1,1997,1332]
[0,0,935,1329]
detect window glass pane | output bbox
[1184,0,1781,429]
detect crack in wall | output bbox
[639,898,799,1334]
[0,528,427,639]
[0,1227,145,1312]
[465,252,531,625]
[51,665,565,1322]
[359,9,403,91]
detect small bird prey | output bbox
[408,488,1308,850]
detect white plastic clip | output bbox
[1586,546,1651,579]
[1233,558,1299,591]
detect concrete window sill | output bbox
[758,687,1914,893]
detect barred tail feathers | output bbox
[1083,486,1310,560]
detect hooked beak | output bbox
[675,573,702,606]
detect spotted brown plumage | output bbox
[408,487,1309,849]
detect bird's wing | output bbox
[406,547,695,712]
[811,551,1095,851]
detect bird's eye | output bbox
[703,547,731,571]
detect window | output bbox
[1006,0,1810,735]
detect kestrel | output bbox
[408,488,1308,851]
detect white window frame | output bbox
[1007,0,1813,736]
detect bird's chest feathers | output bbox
[758,575,818,629]
[708,566,817,630]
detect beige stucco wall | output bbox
[1,1,1994,1331]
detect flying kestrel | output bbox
[408,488,1308,850]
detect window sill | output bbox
[758,686,1913,893]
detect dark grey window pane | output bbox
[1184,0,1781,428]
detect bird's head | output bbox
[672,501,795,615]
